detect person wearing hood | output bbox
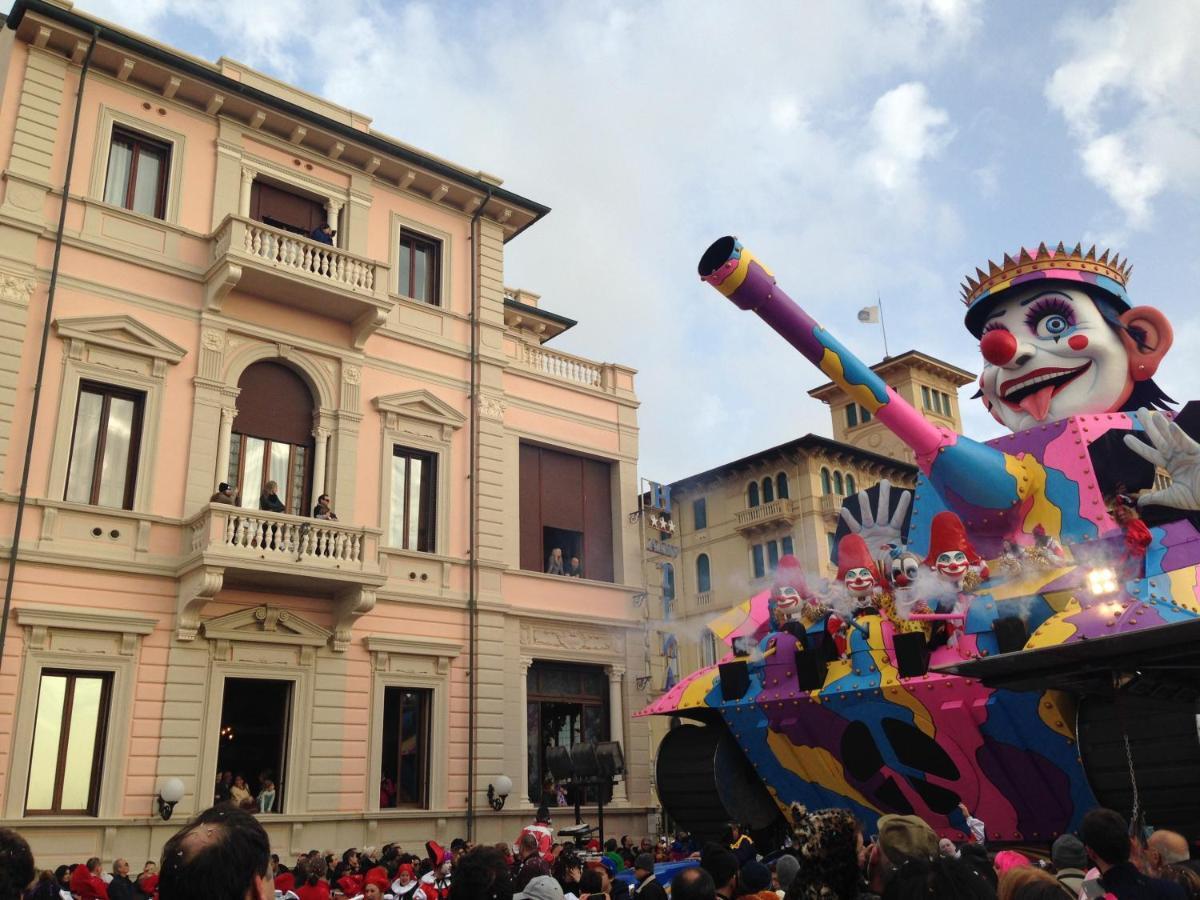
[390,864,427,900]
[421,842,452,900]
[632,854,666,900]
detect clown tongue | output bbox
[1017,383,1056,421]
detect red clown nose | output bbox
[980,328,1017,366]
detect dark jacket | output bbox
[513,854,550,892]
[1099,861,1188,899]
[635,875,668,900]
[108,875,136,900]
[260,492,285,513]
[310,226,334,245]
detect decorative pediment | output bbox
[373,390,465,440]
[201,604,332,647]
[365,634,462,674]
[55,315,186,366]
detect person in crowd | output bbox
[1048,834,1087,897]
[727,824,756,866]
[1079,807,1187,899]
[0,827,34,900]
[296,855,330,900]
[310,224,335,246]
[546,548,565,575]
[1148,830,1194,878]
[996,866,1062,900]
[734,861,774,900]
[672,867,717,900]
[993,851,1031,879]
[1161,865,1200,899]
[260,480,286,513]
[552,851,583,897]
[631,854,666,900]
[957,802,987,846]
[211,482,236,505]
[313,494,338,520]
[618,837,636,868]
[773,856,799,896]
[26,871,62,900]
[229,775,254,809]
[70,859,109,900]
[879,856,997,900]
[453,846,513,900]
[565,557,583,578]
[514,834,551,893]
[257,778,276,813]
[513,875,564,900]
[578,869,608,900]
[421,842,452,900]
[158,806,271,900]
[786,806,864,899]
[391,864,426,900]
[107,860,135,900]
[957,844,997,892]
[700,847,739,900]
[519,808,555,860]
[334,849,362,898]
[214,771,232,805]
[362,883,385,900]
[134,863,158,900]
[53,866,71,894]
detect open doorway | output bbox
[216,677,292,812]
[379,687,431,808]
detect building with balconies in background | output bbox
[0,0,651,862]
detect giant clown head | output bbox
[962,243,1174,433]
[836,534,880,602]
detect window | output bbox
[751,544,766,579]
[103,126,170,219]
[820,467,832,495]
[700,632,718,668]
[762,477,774,503]
[940,391,953,415]
[826,532,836,558]
[398,229,442,305]
[249,180,328,236]
[747,481,760,508]
[833,471,844,495]
[661,563,675,618]
[696,553,712,593]
[693,497,708,530]
[519,443,615,582]
[380,687,431,808]
[391,447,438,551]
[766,540,780,570]
[781,535,795,557]
[527,662,609,804]
[216,678,291,813]
[776,473,790,499]
[65,382,144,509]
[922,386,932,410]
[846,404,858,428]
[846,474,857,494]
[26,671,112,815]
[860,405,872,423]
[229,362,315,516]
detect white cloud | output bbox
[862,82,954,192]
[1045,0,1200,228]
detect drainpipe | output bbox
[0,27,99,673]
[465,185,493,840]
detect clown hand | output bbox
[839,479,912,555]
[1123,408,1200,511]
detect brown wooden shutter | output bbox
[233,361,314,444]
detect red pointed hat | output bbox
[773,554,809,593]
[922,511,982,567]
[837,534,879,582]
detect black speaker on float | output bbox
[993,616,1029,654]
[794,643,828,691]
[546,745,575,782]
[595,741,625,778]
[892,631,930,678]
[719,660,750,701]
[569,742,600,778]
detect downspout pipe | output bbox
[0,27,99,673]
[465,185,493,840]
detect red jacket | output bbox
[296,882,331,900]
[69,868,110,900]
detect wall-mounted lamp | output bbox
[487,774,513,811]
[156,777,185,821]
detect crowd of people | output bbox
[1,803,1198,900]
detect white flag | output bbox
[858,305,880,323]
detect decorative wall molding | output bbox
[519,620,621,656]
[373,390,466,442]
[477,394,506,421]
[201,603,333,647]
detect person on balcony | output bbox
[210,482,236,505]
[310,223,335,246]
[546,547,565,575]
[565,556,583,578]
[257,778,277,813]
[260,480,286,513]
[313,494,338,520]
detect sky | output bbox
[77,0,1200,482]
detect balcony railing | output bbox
[696,590,713,607]
[206,215,393,348]
[819,494,841,519]
[734,497,799,532]
[513,342,605,388]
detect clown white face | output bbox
[934,550,969,580]
[843,566,876,598]
[889,553,921,588]
[977,286,1133,432]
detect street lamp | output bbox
[156,777,185,821]
[487,774,513,811]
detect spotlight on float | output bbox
[487,774,513,811]
[156,777,185,821]
[1087,567,1119,597]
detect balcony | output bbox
[734,497,800,533]
[696,590,713,608]
[510,341,630,394]
[177,504,386,649]
[819,494,842,520]
[204,215,393,349]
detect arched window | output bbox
[833,471,844,495]
[229,361,314,516]
[820,467,832,495]
[747,481,760,507]
[776,472,790,499]
[846,474,857,494]
[762,477,775,503]
[696,554,712,593]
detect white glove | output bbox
[1123,408,1200,511]
[838,479,913,554]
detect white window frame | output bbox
[88,106,187,224]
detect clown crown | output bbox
[960,242,1132,311]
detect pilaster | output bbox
[0,270,35,475]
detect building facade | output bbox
[0,1,653,864]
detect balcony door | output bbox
[250,179,328,236]
[228,361,314,516]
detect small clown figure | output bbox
[838,533,881,612]
[923,511,989,592]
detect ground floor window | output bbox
[216,677,292,812]
[26,670,112,815]
[527,661,609,804]
[379,687,431,808]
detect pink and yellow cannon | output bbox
[641,238,1200,846]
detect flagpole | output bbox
[877,292,891,359]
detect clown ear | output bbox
[1119,306,1173,381]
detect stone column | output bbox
[311,427,329,506]
[214,407,234,489]
[239,167,254,218]
[607,665,628,802]
[518,655,533,807]
[325,198,344,246]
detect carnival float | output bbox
[639,237,1200,846]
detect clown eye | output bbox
[903,560,919,578]
[1024,296,1076,340]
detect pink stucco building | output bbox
[0,0,651,863]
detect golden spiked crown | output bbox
[960,241,1133,311]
